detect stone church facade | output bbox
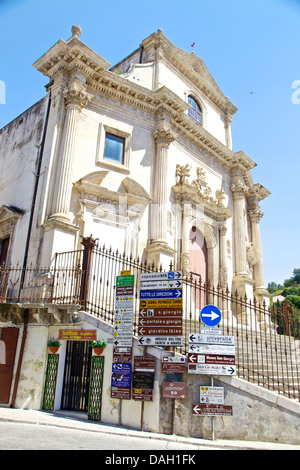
[0,25,270,302]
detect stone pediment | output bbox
[141,30,237,115]
[74,173,151,207]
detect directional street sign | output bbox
[140,271,182,281]
[114,274,134,347]
[200,305,222,327]
[192,404,233,416]
[188,343,236,355]
[140,289,182,299]
[140,280,183,290]
[139,298,183,308]
[138,271,183,347]
[139,308,182,317]
[116,275,134,286]
[200,386,224,404]
[188,353,235,365]
[162,382,186,399]
[189,333,235,345]
[188,363,236,375]
[138,336,183,347]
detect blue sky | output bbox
[0,0,299,286]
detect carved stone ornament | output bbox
[153,127,176,147]
[176,164,191,185]
[249,206,264,222]
[246,243,258,266]
[63,84,93,110]
[230,180,249,197]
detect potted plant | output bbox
[90,339,106,355]
[47,337,61,354]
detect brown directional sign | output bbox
[138,317,182,327]
[192,404,233,416]
[113,347,132,363]
[162,356,186,374]
[132,388,153,401]
[116,285,134,295]
[134,356,155,372]
[162,382,186,399]
[188,353,235,365]
[139,307,182,317]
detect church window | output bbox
[104,133,125,164]
[188,96,202,124]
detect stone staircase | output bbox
[182,321,300,401]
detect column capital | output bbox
[63,84,93,110]
[249,205,264,223]
[231,180,248,198]
[219,225,227,236]
[153,127,176,148]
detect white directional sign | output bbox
[114,276,134,347]
[200,386,224,404]
[188,364,236,375]
[140,280,183,290]
[141,271,182,281]
[188,343,236,355]
[188,331,236,376]
[138,336,183,347]
[189,333,235,345]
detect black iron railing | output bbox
[1,244,299,401]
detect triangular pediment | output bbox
[141,30,237,115]
[0,205,24,223]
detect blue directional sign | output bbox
[140,289,182,299]
[111,363,132,388]
[200,305,222,327]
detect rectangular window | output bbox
[104,133,124,164]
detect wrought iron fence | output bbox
[0,244,299,402]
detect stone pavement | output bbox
[0,407,299,450]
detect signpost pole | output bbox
[211,376,215,441]
[140,346,147,432]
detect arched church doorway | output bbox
[189,226,207,308]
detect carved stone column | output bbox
[151,127,176,243]
[49,83,93,222]
[249,205,268,298]
[231,180,248,277]
[231,180,254,308]
[225,114,233,150]
[219,225,228,288]
[146,126,176,269]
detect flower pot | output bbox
[49,346,59,354]
[93,347,104,355]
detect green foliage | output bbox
[47,337,61,347]
[267,281,282,293]
[268,268,300,311]
[90,339,106,348]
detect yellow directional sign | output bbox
[139,298,183,308]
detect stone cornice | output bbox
[33,36,111,81]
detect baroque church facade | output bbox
[0,25,270,302]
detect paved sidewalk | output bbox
[0,407,299,450]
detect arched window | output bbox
[188,96,202,124]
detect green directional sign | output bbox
[116,275,135,286]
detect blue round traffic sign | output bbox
[200,304,222,327]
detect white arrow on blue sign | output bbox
[200,305,222,327]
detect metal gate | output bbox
[61,341,92,412]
